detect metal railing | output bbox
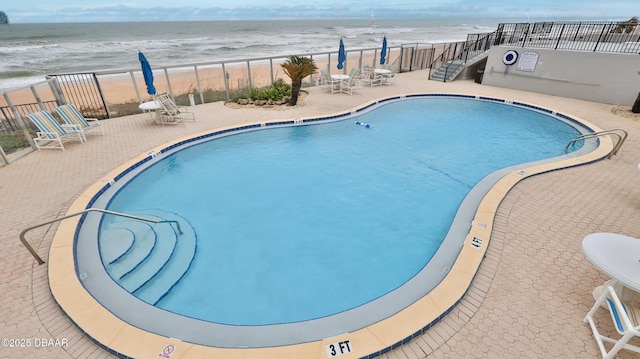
[0,32,502,135]
[426,20,639,82]
[565,129,628,159]
[493,21,640,53]
[20,208,183,265]
[2,20,636,165]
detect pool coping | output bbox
[47,93,614,359]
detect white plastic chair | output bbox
[341,68,362,95]
[362,65,381,87]
[584,285,640,358]
[156,92,195,125]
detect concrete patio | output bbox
[1,69,639,358]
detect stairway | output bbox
[429,60,466,82]
[99,209,197,305]
[429,50,489,82]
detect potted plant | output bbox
[281,55,318,106]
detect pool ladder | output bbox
[20,208,183,265]
[565,128,628,159]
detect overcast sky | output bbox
[3,0,638,23]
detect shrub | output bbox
[238,79,291,102]
[0,131,31,152]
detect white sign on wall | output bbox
[516,51,540,72]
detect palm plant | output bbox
[281,55,318,106]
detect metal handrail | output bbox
[565,128,628,159]
[20,208,183,265]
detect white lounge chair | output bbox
[156,93,195,125]
[584,285,640,358]
[55,104,103,137]
[25,110,86,150]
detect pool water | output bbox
[101,97,584,325]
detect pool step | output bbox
[117,218,177,292]
[101,221,156,280]
[131,210,197,305]
[99,228,134,265]
[98,209,197,305]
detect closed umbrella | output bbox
[380,36,387,65]
[337,38,346,70]
[138,51,156,95]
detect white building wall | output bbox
[481,46,640,105]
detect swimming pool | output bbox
[100,96,587,325]
[53,94,608,357]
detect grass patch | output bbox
[108,88,242,117]
[0,130,32,153]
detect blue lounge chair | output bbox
[25,110,86,150]
[55,104,103,137]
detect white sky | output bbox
[3,0,638,23]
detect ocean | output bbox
[0,18,511,91]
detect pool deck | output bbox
[2,69,640,358]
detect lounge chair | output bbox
[55,104,104,137]
[25,110,86,150]
[584,285,640,358]
[156,92,195,125]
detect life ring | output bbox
[502,50,518,65]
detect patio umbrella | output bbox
[380,36,387,65]
[337,38,346,70]
[138,51,156,95]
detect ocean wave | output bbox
[0,70,41,79]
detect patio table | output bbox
[582,232,640,301]
[331,74,350,94]
[138,100,162,123]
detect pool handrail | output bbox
[20,208,183,265]
[565,128,628,159]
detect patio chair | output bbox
[584,285,640,358]
[320,70,340,93]
[155,92,195,126]
[378,63,397,86]
[341,68,362,95]
[25,110,86,150]
[319,69,330,92]
[362,65,381,87]
[55,104,103,137]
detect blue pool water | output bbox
[100,97,585,326]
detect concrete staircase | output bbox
[429,60,466,82]
[429,50,489,82]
